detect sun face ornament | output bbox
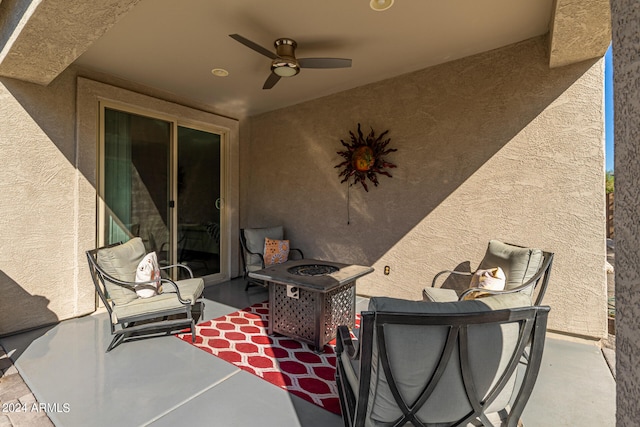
[335,123,397,191]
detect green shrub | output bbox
[606,170,614,194]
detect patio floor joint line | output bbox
[141,368,242,426]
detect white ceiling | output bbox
[73,0,554,118]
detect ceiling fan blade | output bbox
[298,58,352,69]
[229,34,278,60]
[263,73,281,89]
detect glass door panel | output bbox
[101,107,225,279]
[177,126,221,276]
[103,108,171,263]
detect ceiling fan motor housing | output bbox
[228,33,352,88]
[272,38,300,77]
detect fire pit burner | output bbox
[288,264,339,276]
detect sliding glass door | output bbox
[103,108,171,251]
[99,104,224,279]
[176,126,221,276]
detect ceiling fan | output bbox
[229,34,352,89]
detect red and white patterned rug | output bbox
[178,301,359,415]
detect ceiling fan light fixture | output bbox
[370,0,394,11]
[271,61,300,77]
[229,34,352,89]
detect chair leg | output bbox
[244,272,252,291]
[245,278,266,291]
[194,300,204,322]
[106,334,125,352]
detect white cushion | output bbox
[135,251,162,298]
[424,268,506,302]
[469,266,506,291]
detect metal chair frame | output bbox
[239,228,304,290]
[86,242,202,352]
[431,244,554,305]
[336,305,550,427]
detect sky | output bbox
[605,45,614,172]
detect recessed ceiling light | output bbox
[211,68,229,77]
[370,0,394,11]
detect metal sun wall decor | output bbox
[335,123,397,192]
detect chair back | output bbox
[86,242,122,319]
[477,240,554,304]
[86,238,147,311]
[336,294,550,427]
[239,226,284,274]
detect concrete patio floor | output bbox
[0,279,615,426]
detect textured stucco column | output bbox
[611,1,640,424]
[548,0,611,68]
[0,70,87,334]
[0,0,140,84]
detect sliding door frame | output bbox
[97,99,230,282]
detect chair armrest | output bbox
[158,278,193,304]
[100,274,137,293]
[246,247,303,268]
[336,325,359,359]
[244,248,265,268]
[431,270,472,288]
[160,263,195,278]
[102,274,192,304]
[243,246,263,257]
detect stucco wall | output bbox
[0,68,240,336]
[244,36,607,338]
[0,70,85,334]
[611,0,640,423]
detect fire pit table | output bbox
[249,259,374,351]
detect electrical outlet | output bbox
[286,285,299,299]
[384,266,390,275]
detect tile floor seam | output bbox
[141,368,242,426]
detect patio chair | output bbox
[240,226,304,290]
[86,237,204,352]
[336,293,550,427]
[423,240,554,305]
